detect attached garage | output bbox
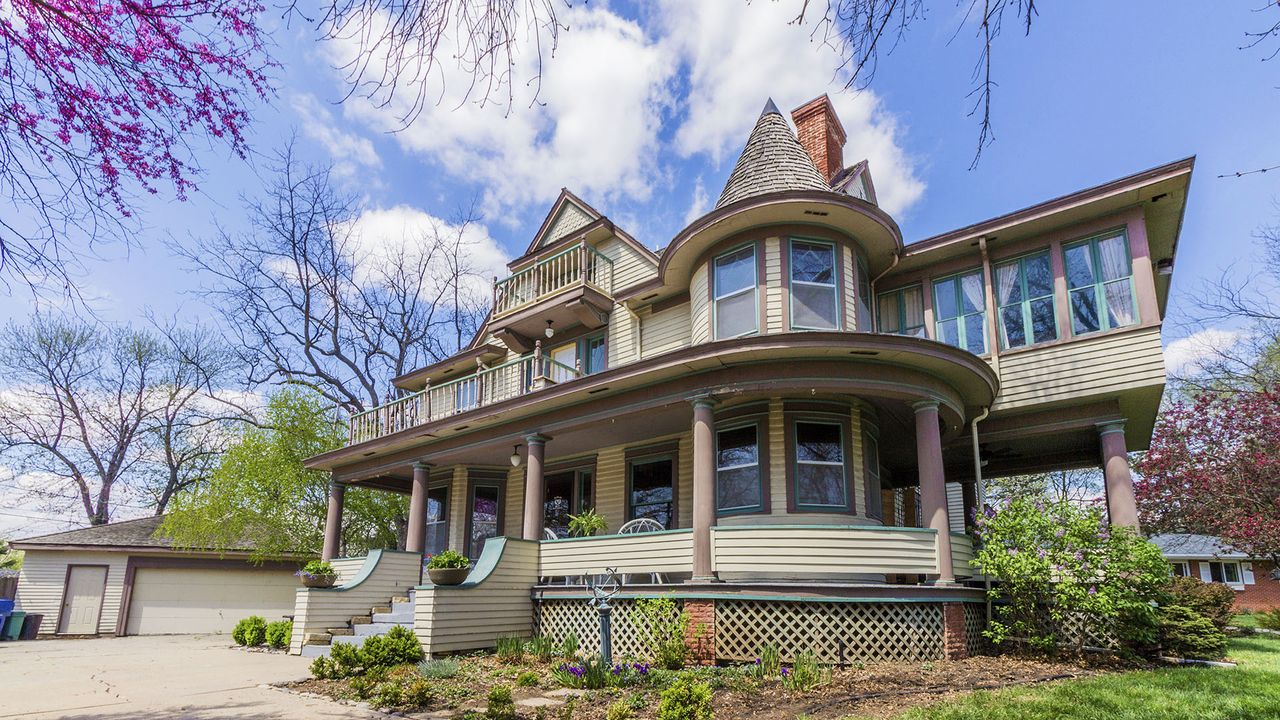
[13,516,301,637]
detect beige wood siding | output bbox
[330,557,366,584]
[539,531,694,577]
[414,538,539,654]
[767,398,787,516]
[690,263,711,344]
[543,203,594,244]
[506,465,525,541]
[597,237,657,291]
[849,408,866,518]
[126,567,296,635]
[677,432,693,529]
[608,304,640,366]
[765,238,784,334]
[290,550,421,654]
[15,550,128,636]
[639,304,691,358]
[993,326,1165,411]
[712,526,939,580]
[946,483,965,534]
[594,446,627,534]
[842,245,857,330]
[951,533,976,579]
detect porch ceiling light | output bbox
[510,444,523,467]
[545,320,555,338]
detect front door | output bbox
[58,565,107,634]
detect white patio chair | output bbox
[618,518,666,585]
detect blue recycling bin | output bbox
[0,599,12,639]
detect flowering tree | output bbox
[0,0,270,293]
[1135,389,1280,567]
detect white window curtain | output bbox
[961,273,985,314]
[1098,235,1128,281]
[902,287,925,334]
[996,263,1019,306]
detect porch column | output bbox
[321,479,346,561]
[691,398,716,581]
[522,434,549,540]
[1098,420,1140,529]
[406,462,431,554]
[914,400,955,584]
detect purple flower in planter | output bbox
[1055,528,1066,539]
[1036,549,1047,559]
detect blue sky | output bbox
[2,1,1278,534]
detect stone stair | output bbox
[300,592,415,658]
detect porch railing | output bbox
[349,350,582,444]
[493,242,614,317]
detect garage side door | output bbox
[126,567,297,635]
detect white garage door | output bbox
[126,567,297,635]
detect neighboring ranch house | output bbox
[1154,534,1280,611]
[292,95,1193,663]
[12,516,299,637]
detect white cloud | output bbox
[683,177,710,226]
[1164,328,1245,376]
[658,0,925,218]
[345,205,510,296]
[292,94,382,180]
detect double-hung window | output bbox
[856,254,873,331]
[1064,232,1137,335]
[877,286,926,337]
[716,424,762,514]
[1208,561,1242,585]
[863,429,882,519]
[713,245,758,339]
[789,239,839,330]
[995,251,1057,348]
[933,270,988,355]
[794,421,847,510]
[581,333,607,375]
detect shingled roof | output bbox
[12,515,259,553]
[715,98,831,209]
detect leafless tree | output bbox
[986,468,1101,506]
[176,144,488,415]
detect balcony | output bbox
[489,242,615,352]
[348,354,580,445]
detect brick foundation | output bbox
[941,603,969,660]
[1238,561,1280,611]
[683,599,716,665]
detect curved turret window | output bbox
[713,245,758,339]
[789,239,839,330]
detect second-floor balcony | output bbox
[489,242,615,352]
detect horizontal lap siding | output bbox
[946,483,965,534]
[951,534,976,579]
[15,550,128,635]
[595,446,627,534]
[690,264,710,344]
[539,532,694,576]
[608,305,639,366]
[843,245,857,330]
[765,238,784,334]
[290,551,422,654]
[993,327,1165,410]
[712,527,939,578]
[768,399,788,515]
[415,540,539,654]
[598,238,657,291]
[640,304,691,358]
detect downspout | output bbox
[970,404,991,624]
[869,251,901,331]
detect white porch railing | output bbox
[712,525,941,580]
[539,529,694,578]
[493,242,614,317]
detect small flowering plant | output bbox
[296,560,337,587]
[425,550,470,570]
[552,657,651,689]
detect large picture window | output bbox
[542,468,594,539]
[789,239,839,330]
[1064,232,1137,335]
[933,270,988,355]
[877,285,926,337]
[713,245,758,339]
[793,421,847,510]
[716,424,762,514]
[628,455,675,529]
[995,251,1057,348]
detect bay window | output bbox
[1064,231,1137,335]
[713,245,758,339]
[995,251,1057,348]
[793,421,848,511]
[877,285,926,337]
[716,424,763,514]
[789,239,839,330]
[933,270,988,355]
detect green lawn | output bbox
[893,636,1280,720]
[1232,613,1258,628]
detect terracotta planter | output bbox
[300,574,337,588]
[428,567,471,586]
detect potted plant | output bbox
[426,550,471,585]
[296,560,337,588]
[567,508,607,537]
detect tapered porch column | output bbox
[522,434,549,540]
[691,397,716,581]
[914,400,955,584]
[321,479,346,561]
[1098,420,1140,529]
[406,462,431,553]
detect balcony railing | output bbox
[493,242,614,317]
[349,352,581,445]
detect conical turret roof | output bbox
[715,98,830,209]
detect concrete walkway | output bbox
[0,635,383,719]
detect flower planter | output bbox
[300,573,337,588]
[428,567,471,586]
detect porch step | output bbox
[354,621,410,637]
[303,633,332,646]
[327,627,355,636]
[371,605,392,615]
[300,643,331,658]
[391,595,410,604]
[351,615,372,625]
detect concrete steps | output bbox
[301,590,416,659]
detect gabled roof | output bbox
[522,189,604,257]
[716,98,830,209]
[1150,533,1252,560]
[12,515,265,554]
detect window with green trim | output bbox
[1063,232,1137,335]
[716,424,762,514]
[856,253,873,331]
[876,285,926,337]
[933,270,988,355]
[794,421,847,510]
[994,251,1057,348]
[789,239,839,330]
[863,429,882,519]
[713,245,758,339]
[581,333,606,375]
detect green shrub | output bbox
[1159,605,1228,660]
[516,670,541,687]
[232,616,268,646]
[348,675,374,699]
[780,650,829,692]
[265,620,292,649]
[1256,608,1280,631]
[606,699,635,720]
[310,655,337,679]
[486,685,517,720]
[527,636,558,661]
[418,658,460,679]
[632,596,689,669]
[374,681,403,708]
[302,560,335,575]
[402,677,434,707]
[329,642,366,677]
[362,626,424,669]
[1165,576,1237,630]
[657,677,713,720]
[427,549,470,570]
[496,635,526,663]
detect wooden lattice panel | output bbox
[533,599,680,661]
[1056,612,1118,650]
[715,600,944,664]
[962,602,987,656]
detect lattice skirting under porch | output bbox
[715,599,946,664]
[962,601,988,656]
[533,598,681,660]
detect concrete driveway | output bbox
[0,635,384,719]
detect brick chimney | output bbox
[791,95,847,183]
